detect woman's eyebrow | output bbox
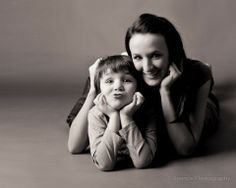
[132,53,140,56]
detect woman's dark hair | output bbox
[125,13,186,70]
[94,55,140,93]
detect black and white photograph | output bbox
[0,0,235,187]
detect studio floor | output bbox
[0,78,235,188]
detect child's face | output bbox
[100,69,137,110]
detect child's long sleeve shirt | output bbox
[88,106,157,170]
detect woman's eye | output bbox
[133,56,142,60]
[123,79,132,83]
[152,53,162,59]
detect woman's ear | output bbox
[172,58,183,73]
[179,58,184,72]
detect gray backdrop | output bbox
[1,1,236,188]
[1,0,235,96]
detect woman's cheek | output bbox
[133,62,142,71]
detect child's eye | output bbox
[123,79,132,83]
[105,79,113,83]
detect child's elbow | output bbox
[134,162,148,169]
[95,161,115,171]
[133,157,152,169]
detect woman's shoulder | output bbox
[184,58,213,87]
[186,58,211,74]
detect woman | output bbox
[125,13,219,156]
[67,13,219,157]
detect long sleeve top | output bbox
[88,105,157,171]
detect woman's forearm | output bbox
[160,89,196,155]
[68,90,96,154]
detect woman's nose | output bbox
[143,58,153,72]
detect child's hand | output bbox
[120,92,145,117]
[89,57,102,92]
[93,93,117,117]
[160,63,182,92]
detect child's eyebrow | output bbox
[103,72,112,75]
[103,71,132,76]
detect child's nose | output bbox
[114,81,124,91]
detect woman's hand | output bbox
[160,63,182,92]
[93,93,117,117]
[89,58,102,92]
[120,92,144,127]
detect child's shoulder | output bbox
[89,106,102,115]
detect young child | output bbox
[88,55,157,171]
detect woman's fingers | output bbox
[161,63,182,91]
[172,63,182,74]
[89,57,102,75]
[121,51,128,56]
[169,63,181,79]
[135,92,144,106]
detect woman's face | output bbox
[129,33,170,86]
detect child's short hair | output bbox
[94,55,140,93]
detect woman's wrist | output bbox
[88,88,97,98]
[160,87,171,96]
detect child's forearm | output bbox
[107,112,121,132]
[120,114,133,128]
[119,122,157,169]
[88,110,123,171]
[91,129,123,171]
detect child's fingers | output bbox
[131,94,137,106]
[101,95,107,105]
[94,93,103,105]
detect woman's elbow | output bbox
[67,140,85,154]
[175,140,196,156]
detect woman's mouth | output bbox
[143,70,161,79]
